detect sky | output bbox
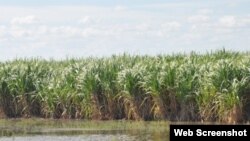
[0,0,250,60]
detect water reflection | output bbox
[0,135,135,141]
[0,119,169,141]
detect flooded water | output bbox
[0,119,169,141]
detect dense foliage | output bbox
[0,50,250,123]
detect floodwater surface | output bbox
[0,119,169,141]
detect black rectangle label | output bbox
[170,124,250,141]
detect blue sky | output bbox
[0,0,250,60]
[0,0,171,6]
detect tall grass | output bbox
[0,51,250,123]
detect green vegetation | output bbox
[0,50,250,123]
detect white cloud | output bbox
[0,25,6,35]
[238,17,250,27]
[79,16,91,24]
[218,16,236,28]
[180,33,202,44]
[10,26,31,38]
[8,25,84,39]
[161,21,181,31]
[190,23,212,32]
[0,25,7,41]
[135,23,150,31]
[217,16,250,28]
[139,2,197,9]
[188,15,210,23]
[10,15,38,25]
[197,9,213,15]
[114,5,127,11]
[81,28,99,37]
[36,25,49,35]
[0,4,250,61]
[50,26,82,37]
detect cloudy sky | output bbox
[0,0,250,60]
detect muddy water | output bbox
[0,135,135,141]
[0,119,169,141]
